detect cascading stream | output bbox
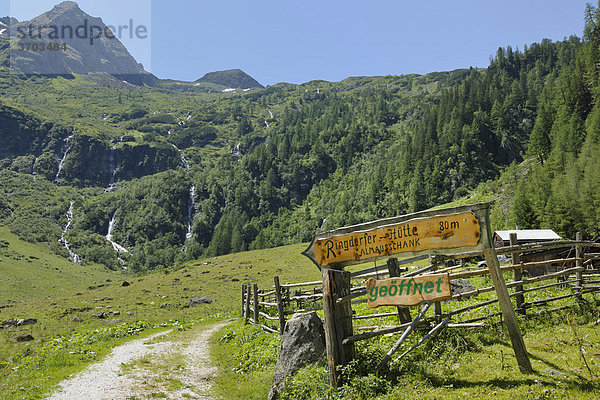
[105,144,118,192]
[54,134,73,184]
[59,201,81,263]
[106,212,130,254]
[171,143,196,248]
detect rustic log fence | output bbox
[241,235,600,338]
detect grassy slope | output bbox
[0,236,321,398]
[1,224,600,399]
[0,226,118,303]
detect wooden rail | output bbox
[240,236,600,343]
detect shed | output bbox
[493,230,564,277]
[493,229,561,248]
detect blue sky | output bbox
[1,0,594,85]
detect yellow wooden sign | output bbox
[309,211,480,268]
[366,273,451,308]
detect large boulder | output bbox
[189,295,212,307]
[268,312,326,400]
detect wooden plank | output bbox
[366,273,451,308]
[395,318,450,362]
[521,292,579,308]
[525,304,578,317]
[403,263,438,278]
[303,204,490,269]
[279,280,322,289]
[310,211,481,268]
[450,266,583,301]
[576,232,583,301]
[450,258,582,280]
[244,285,251,325]
[274,276,286,335]
[343,320,418,344]
[510,233,525,315]
[253,284,259,324]
[261,325,278,334]
[376,303,431,371]
[322,268,355,387]
[336,290,367,305]
[258,301,278,307]
[483,243,533,373]
[241,284,246,318]
[259,311,279,321]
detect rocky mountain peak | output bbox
[7,1,155,84]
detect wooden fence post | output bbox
[241,284,246,318]
[322,268,355,387]
[430,256,443,323]
[482,211,532,374]
[274,276,286,335]
[576,232,583,301]
[387,258,412,323]
[244,285,251,325]
[510,233,525,315]
[253,283,259,325]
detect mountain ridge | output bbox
[196,68,264,89]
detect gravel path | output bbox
[46,321,231,400]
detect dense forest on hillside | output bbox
[1,3,600,271]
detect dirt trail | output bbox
[47,320,231,400]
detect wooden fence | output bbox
[241,235,600,337]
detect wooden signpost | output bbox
[304,209,482,269]
[366,273,452,308]
[304,203,533,386]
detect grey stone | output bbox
[268,312,326,400]
[91,312,107,319]
[1,319,18,328]
[160,303,169,308]
[189,295,212,307]
[545,368,566,377]
[16,318,37,326]
[72,317,83,322]
[450,279,476,298]
[13,333,34,342]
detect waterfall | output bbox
[171,144,190,172]
[170,144,196,247]
[268,109,274,119]
[58,201,81,263]
[54,135,73,184]
[232,143,241,156]
[106,212,130,254]
[186,185,196,242]
[105,144,118,192]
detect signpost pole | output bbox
[387,258,412,323]
[483,212,533,373]
[322,268,355,387]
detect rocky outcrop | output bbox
[268,312,326,400]
[0,104,181,186]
